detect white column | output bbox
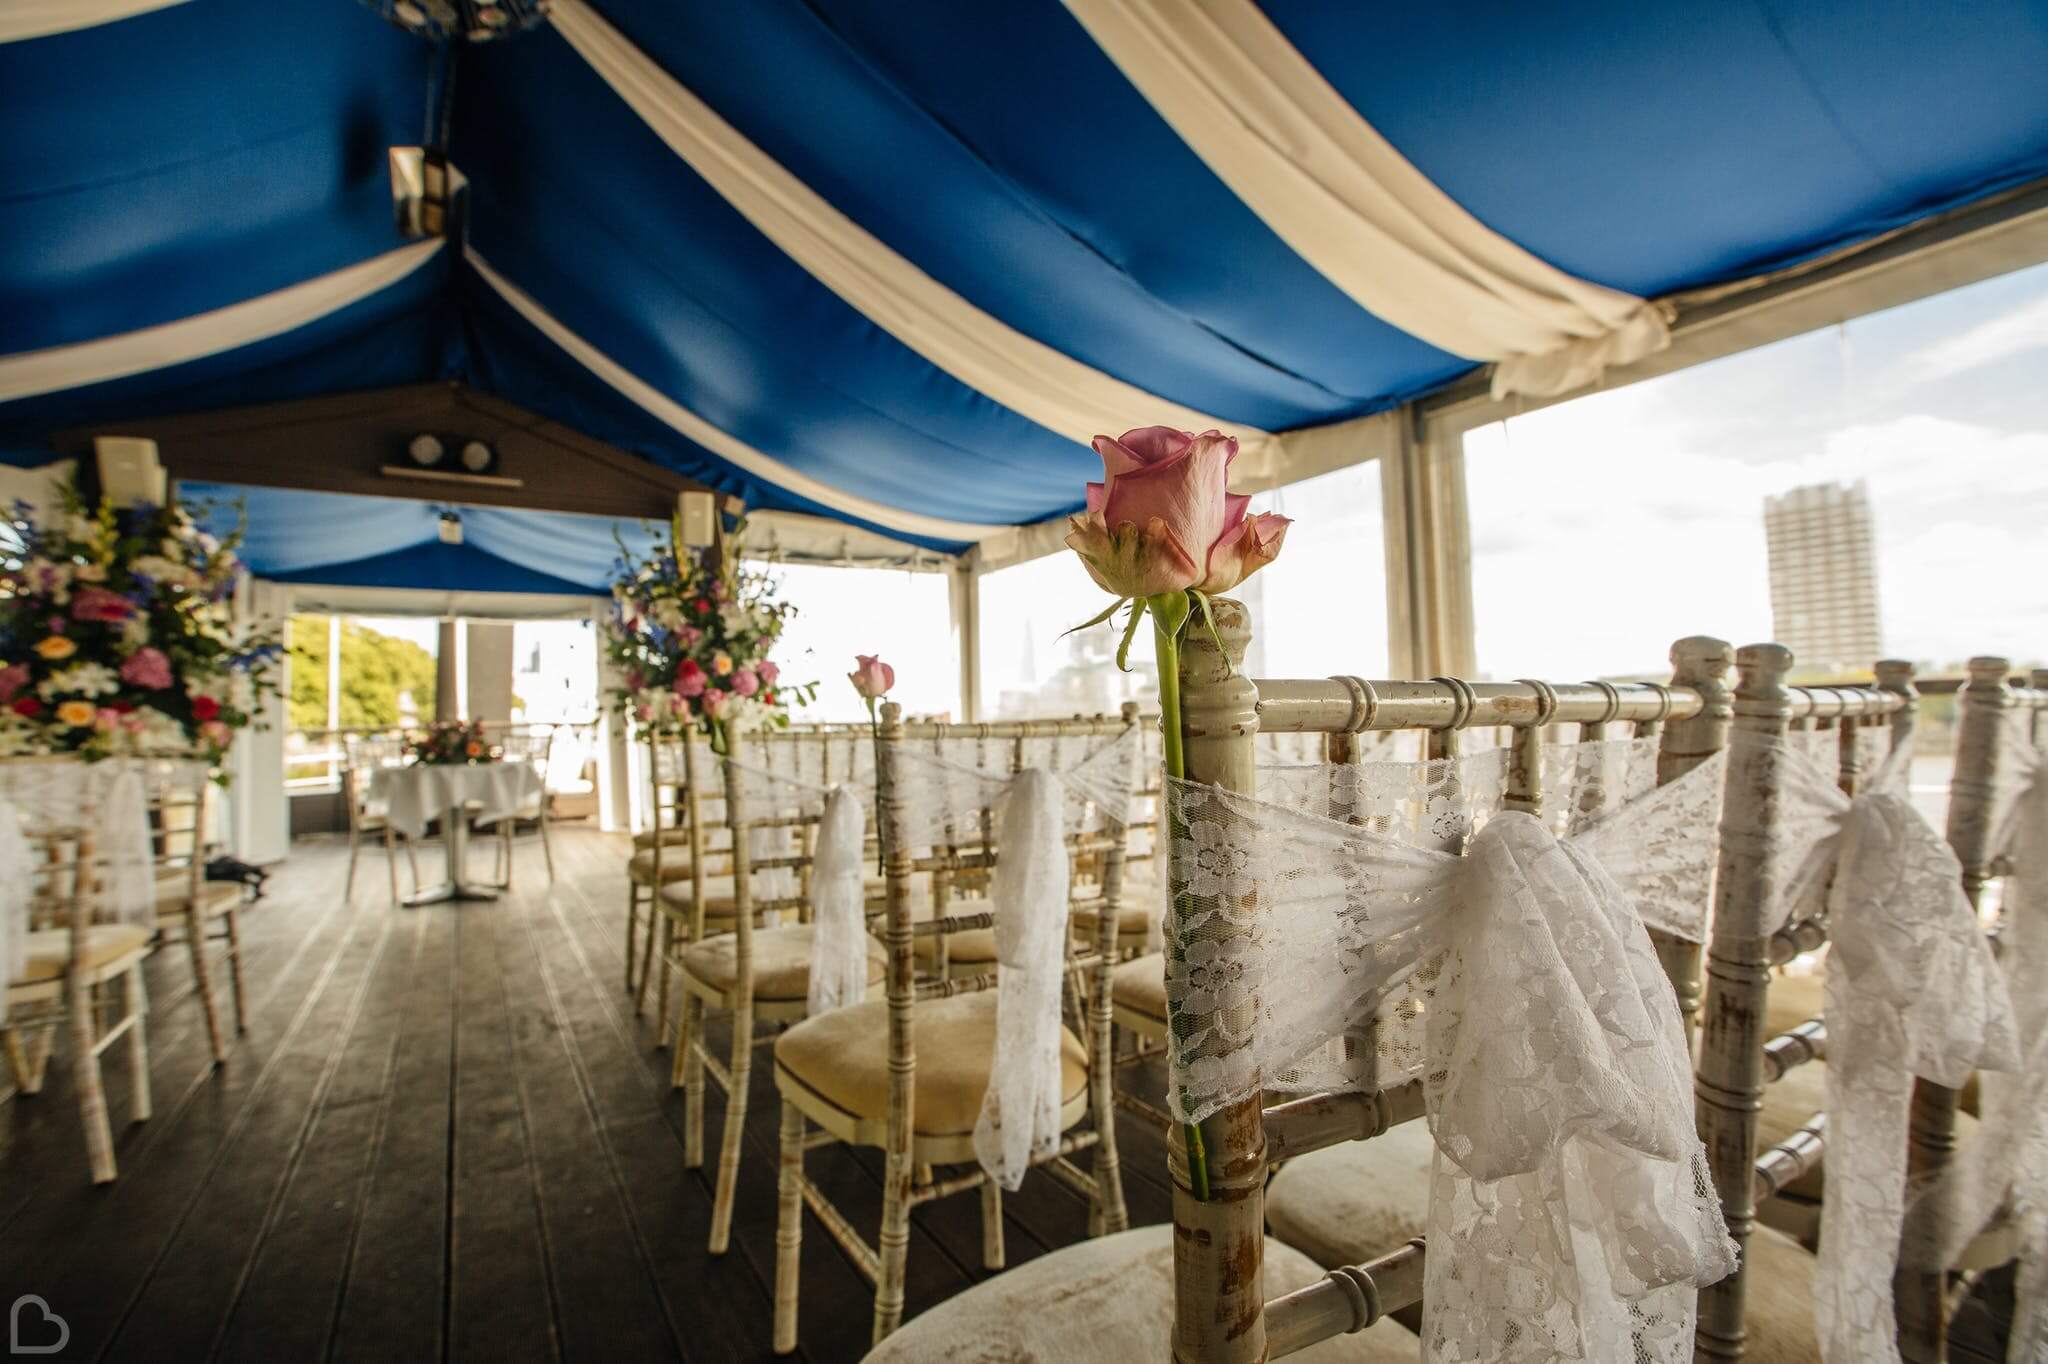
[232,579,292,863]
[589,601,636,832]
[1379,407,1475,677]
[950,561,981,722]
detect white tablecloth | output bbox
[370,761,543,840]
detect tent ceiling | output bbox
[2,0,2045,590]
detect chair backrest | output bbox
[872,702,1140,1152]
[1163,596,1733,1363]
[341,732,406,823]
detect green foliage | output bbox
[289,616,437,730]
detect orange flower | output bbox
[34,635,77,661]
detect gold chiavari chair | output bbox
[342,732,418,904]
[484,726,556,887]
[626,730,717,1016]
[770,706,1133,1353]
[149,770,248,1065]
[2,795,152,1184]
[671,726,887,1254]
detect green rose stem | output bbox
[1145,590,1209,1203]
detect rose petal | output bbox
[1064,511,1200,598]
[1198,512,1290,594]
[1115,426,1194,467]
[1099,431,1234,578]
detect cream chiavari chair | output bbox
[342,732,417,903]
[148,771,248,1065]
[864,601,1732,1363]
[671,725,886,1254]
[1688,648,2037,1362]
[626,730,718,1018]
[483,726,556,887]
[1,797,152,1184]
[770,706,1134,1353]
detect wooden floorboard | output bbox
[0,825,2011,1362]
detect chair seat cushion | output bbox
[630,849,706,884]
[656,879,739,920]
[776,991,1086,1137]
[154,880,243,922]
[913,926,997,966]
[1736,1225,1820,1364]
[1265,1118,1438,1269]
[680,924,885,1002]
[860,1224,1419,1363]
[1071,902,1156,941]
[1111,954,1166,1024]
[13,924,152,986]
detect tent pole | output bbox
[950,560,981,723]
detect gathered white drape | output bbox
[546,0,1278,468]
[1065,0,1670,400]
[725,758,874,1016]
[888,730,1138,1189]
[1166,735,1733,1363]
[1900,717,2048,1364]
[0,242,442,403]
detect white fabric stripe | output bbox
[1066,0,1671,400]
[0,0,190,43]
[0,240,443,403]
[548,0,1278,462]
[465,246,1006,544]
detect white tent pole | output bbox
[950,561,982,723]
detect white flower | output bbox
[38,662,120,700]
[121,615,151,649]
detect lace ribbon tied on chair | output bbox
[0,757,159,937]
[1722,728,2019,1364]
[886,729,1139,1190]
[1165,735,1735,1364]
[724,759,875,1016]
[1900,714,2048,1364]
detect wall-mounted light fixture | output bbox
[438,510,464,545]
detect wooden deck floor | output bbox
[0,827,1178,1363]
[0,826,2015,1363]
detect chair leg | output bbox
[655,917,675,1045]
[980,1177,1005,1269]
[872,1151,914,1345]
[625,882,642,993]
[682,995,706,1168]
[709,1001,754,1254]
[633,904,658,1017]
[5,1024,54,1093]
[385,828,400,905]
[124,966,152,1122]
[344,826,361,899]
[670,978,694,1091]
[186,922,227,1065]
[538,813,555,881]
[404,835,421,891]
[71,969,116,1183]
[774,1100,804,1355]
[223,908,248,1035]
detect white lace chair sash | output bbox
[725,756,872,1014]
[1163,738,1736,1364]
[1721,723,2024,1364]
[0,758,155,932]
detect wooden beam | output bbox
[51,382,715,521]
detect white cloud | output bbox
[1903,290,2048,383]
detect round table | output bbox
[369,760,543,906]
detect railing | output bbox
[283,719,600,793]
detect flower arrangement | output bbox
[406,718,500,766]
[604,516,815,748]
[0,483,281,765]
[1064,425,1290,1203]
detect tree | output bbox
[288,616,438,730]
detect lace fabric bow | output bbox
[1899,718,2048,1364]
[724,759,873,1016]
[0,759,156,936]
[888,730,1138,1190]
[1165,737,1735,1364]
[1735,728,2021,1364]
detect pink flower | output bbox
[1064,426,1290,598]
[730,668,759,697]
[848,655,894,700]
[671,693,693,719]
[679,625,702,646]
[0,664,28,703]
[119,647,174,690]
[757,661,779,686]
[201,720,232,747]
[701,688,727,716]
[72,586,137,623]
[674,659,707,698]
[634,703,654,723]
[190,694,221,722]
[626,667,646,693]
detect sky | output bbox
[1465,260,2048,680]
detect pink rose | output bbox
[201,720,232,747]
[1064,426,1289,598]
[634,703,654,723]
[673,659,706,698]
[119,646,174,690]
[848,655,894,700]
[757,661,779,686]
[0,664,28,703]
[72,586,137,623]
[679,625,702,646]
[701,688,727,716]
[730,667,759,697]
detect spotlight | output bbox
[408,433,445,467]
[460,440,495,473]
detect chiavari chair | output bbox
[770,706,1134,1352]
[671,725,887,1254]
[1,792,152,1184]
[626,729,721,1019]
[482,725,556,887]
[148,770,248,1065]
[342,732,417,903]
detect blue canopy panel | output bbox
[581,0,1469,427]
[0,0,435,353]
[454,28,1096,530]
[180,481,667,595]
[1257,0,2048,294]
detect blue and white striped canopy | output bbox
[2,0,2044,586]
